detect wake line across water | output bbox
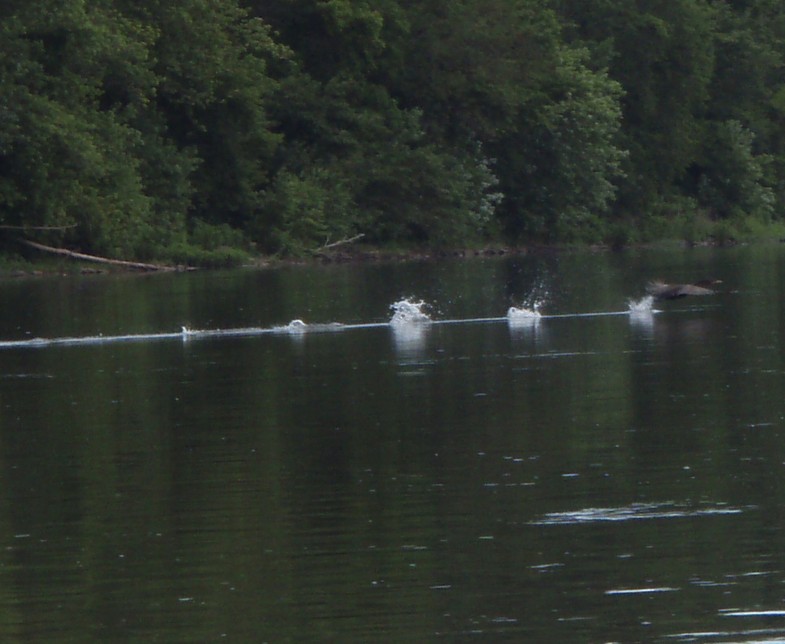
[0,297,659,350]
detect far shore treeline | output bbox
[2,0,785,266]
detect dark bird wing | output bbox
[646,280,718,300]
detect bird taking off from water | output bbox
[646,279,722,300]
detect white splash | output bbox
[507,306,542,321]
[286,319,308,333]
[627,295,655,333]
[389,299,431,357]
[268,318,309,335]
[507,289,545,322]
[628,295,655,314]
[507,296,543,331]
[389,299,432,327]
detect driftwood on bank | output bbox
[20,239,176,272]
[0,224,78,231]
[314,233,366,253]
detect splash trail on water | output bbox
[0,297,661,350]
[390,299,432,326]
[627,295,656,314]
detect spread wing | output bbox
[646,281,716,299]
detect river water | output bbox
[0,244,784,641]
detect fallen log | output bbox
[20,239,176,272]
[314,233,366,252]
[0,224,77,231]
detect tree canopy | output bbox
[1,0,784,263]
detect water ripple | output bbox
[605,586,679,595]
[529,502,748,526]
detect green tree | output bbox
[124,0,284,232]
[0,0,160,256]
[556,0,716,216]
[381,1,626,242]
[389,0,560,141]
[249,0,501,252]
[495,48,626,241]
[696,0,785,220]
[696,120,774,221]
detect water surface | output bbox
[1,244,785,641]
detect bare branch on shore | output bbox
[19,239,177,272]
[315,233,365,252]
[0,224,78,231]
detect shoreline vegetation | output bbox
[3,2,785,270]
[3,226,785,280]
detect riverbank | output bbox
[6,206,785,279]
[0,245,519,278]
[1,235,768,281]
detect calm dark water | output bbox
[1,244,785,641]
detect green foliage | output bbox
[0,1,160,255]
[696,120,775,220]
[261,59,501,252]
[164,242,249,268]
[131,0,284,229]
[496,47,626,242]
[4,0,785,263]
[390,0,563,140]
[258,167,353,255]
[557,0,716,212]
[355,139,501,245]
[158,217,251,267]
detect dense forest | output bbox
[2,0,785,264]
